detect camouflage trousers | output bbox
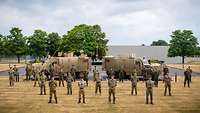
[26,71,31,80]
[9,77,14,86]
[184,78,190,88]
[14,74,19,82]
[40,84,46,95]
[164,84,171,96]
[72,73,76,82]
[59,76,64,87]
[119,76,124,82]
[67,83,72,95]
[95,82,101,94]
[78,89,85,103]
[108,88,116,104]
[49,90,57,103]
[131,85,137,95]
[146,88,153,104]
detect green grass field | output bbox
[0,76,200,113]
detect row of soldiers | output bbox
[8,63,193,105]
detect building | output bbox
[107,45,200,64]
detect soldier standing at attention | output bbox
[184,69,190,88]
[13,65,19,82]
[71,65,76,82]
[130,72,138,95]
[94,70,101,95]
[39,71,47,95]
[78,76,86,104]
[119,69,124,83]
[8,67,15,86]
[34,66,40,87]
[108,75,117,104]
[66,73,73,95]
[84,72,89,87]
[146,78,154,104]
[187,66,192,83]
[163,66,169,83]
[93,66,98,79]
[164,74,172,96]
[59,68,65,87]
[48,77,58,104]
[25,63,29,80]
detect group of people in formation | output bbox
[8,62,193,105]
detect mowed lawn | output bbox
[0,76,200,113]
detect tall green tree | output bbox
[28,29,47,60]
[46,32,61,56]
[61,24,108,59]
[7,27,27,63]
[168,30,199,67]
[151,40,168,46]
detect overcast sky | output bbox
[0,0,199,45]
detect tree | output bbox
[61,24,108,59]
[46,32,61,56]
[28,29,47,60]
[7,27,27,63]
[168,30,199,68]
[151,40,168,46]
[0,34,4,55]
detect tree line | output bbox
[0,24,108,63]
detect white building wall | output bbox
[107,46,200,64]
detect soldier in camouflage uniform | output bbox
[8,67,15,86]
[25,64,29,80]
[154,71,160,87]
[184,69,190,88]
[48,77,58,104]
[119,69,124,83]
[107,68,114,79]
[13,65,19,82]
[164,74,172,96]
[108,75,117,104]
[33,66,40,87]
[78,77,86,104]
[66,73,73,95]
[39,71,47,95]
[146,78,154,104]
[71,65,76,82]
[59,68,65,87]
[49,62,54,79]
[186,66,192,83]
[130,72,138,95]
[84,72,89,87]
[94,70,101,95]
[163,66,169,82]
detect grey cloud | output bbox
[0,0,199,45]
